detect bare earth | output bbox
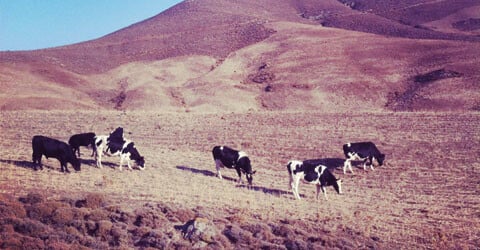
[0,110,478,248]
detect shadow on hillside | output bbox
[176,165,297,198]
[236,184,296,198]
[176,165,237,182]
[80,159,118,169]
[0,158,54,171]
[0,158,119,172]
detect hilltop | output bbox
[1,0,479,112]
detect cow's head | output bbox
[377,154,386,166]
[245,170,256,186]
[135,156,145,170]
[71,158,81,171]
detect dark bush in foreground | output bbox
[0,192,378,249]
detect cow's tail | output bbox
[342,143,351,158]
[287,161,294,189]
[91,139,97,157]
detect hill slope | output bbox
[1,0,479,111]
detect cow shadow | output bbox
[0,158,117,172]
[80,158,117,168]
[176,165,237,182]
[0,158,54,171]
[235,184,295,198]
[176,165,295,198]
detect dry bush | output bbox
[75,193,106,209]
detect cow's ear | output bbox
[252,171,257,175]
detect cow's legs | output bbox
[315,185,328,200]
[288,174,295,196]
[343,158,354,174]
[369,157,375,170]
[74,147,80,158]
[363,157,374,171]
[119,155,124,171]
[90,144,96,157]
[235,168,243,183]
[32,153,42,170]
[118,153,132,171]
[60,160,69,173]
[95,148,104,168]
[292,176,301,200]
[127,160,133,170]
[319,185,328,200]
[215,159,223,179]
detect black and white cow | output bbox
[212,146,256,185]
[287,160,342,200]
[343,142,385,174]
[68,132,96,157]
[94,128,145,170]
[32,135,81,172]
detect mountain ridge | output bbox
[1,0,479,112]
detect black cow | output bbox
[68,132,96,157]
[287,160,342,200]
[94,128,145,170]
[212,146,256,185]
[32,135,81,172]
[343,142,385,174]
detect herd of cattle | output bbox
[31,127,145,173]
[31,127,386,200]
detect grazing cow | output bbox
[343,142,385,174]
[32,135,81,172]
[212,146,256,185]
[94,128,145,170]
[68,132,96,157]
[106,127,125,153]
[287,160,342,200]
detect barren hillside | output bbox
[1,0,479,112]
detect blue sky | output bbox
[0,0,182,51]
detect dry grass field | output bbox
[0,110,478,249]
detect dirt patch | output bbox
[385,68,463,111]
[110,78,129,110]
[248,62,275,84]
[413,68,462,83]
[452,18,480,31]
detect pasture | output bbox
[0,111,478,248]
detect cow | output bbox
[343,142,385,174]
[68,132,96,157]
[32,135,81,172]
[212,146,256,185]
[287,160,342,200]
[94,128,145,170]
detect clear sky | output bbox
[0,0,183,51]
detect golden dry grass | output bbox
[0,110,478,248]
